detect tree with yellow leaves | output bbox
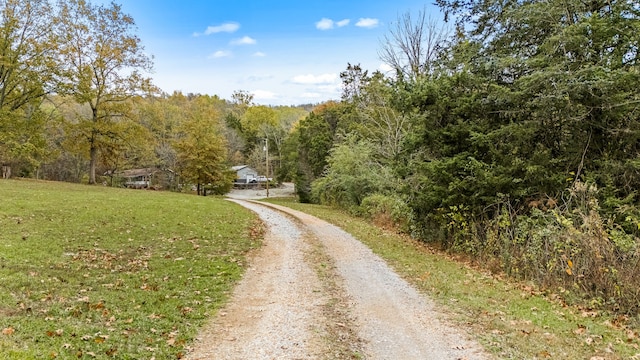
[55,0,154,184]
[173,96,234,196]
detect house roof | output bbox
[231,165,249,171]
[120,168,156,178]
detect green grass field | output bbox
[266,198,640,360]
[0,180,260,359]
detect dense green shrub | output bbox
[360,193,412,232]
[311,137,396,211]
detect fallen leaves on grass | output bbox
[575,325,587,335]
[94,335,108,344]
[538,350,552,358]
[140,283,159,291]
[180,306,193,315]
[105,348,118,357]
[0,183,256,358]
[46,329,64,337]
[71,248,150,272]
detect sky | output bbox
[102,0,443,106]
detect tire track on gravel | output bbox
[186,200,328,359]
[187,199,490,359]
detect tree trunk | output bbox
[89,145,97,184]
[2,165,10,179]
[89,106,99,185]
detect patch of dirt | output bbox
[304,232,366,359]
[186,200,491,359]
[225,182,296,200]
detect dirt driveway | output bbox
[225,182,296,200]
[186,191,490,359]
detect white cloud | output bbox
[336,19,350,27]
[231,36,257,45]
[252,89,277,100]
[292,73,338,85]
[252,51,266,57]
[208,50,232,58]
[316,18,334,30]
[301,92,323,99]
[355,18,379,28]
[317,84,342,93]
[379,63,394,73]
[246,74,274,82]
[194,22,240,36]
[316,18,350,30]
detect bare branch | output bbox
[379,7,450,79]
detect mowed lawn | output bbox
[0,180,260,359]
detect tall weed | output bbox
[476,182,640,313]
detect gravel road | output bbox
[186,196,490,359]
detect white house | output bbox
[231,165,258,182]
[120,168,156,188]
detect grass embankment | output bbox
[266,198,640,360]
[0,180,260,359]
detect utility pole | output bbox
[265,138,269,198]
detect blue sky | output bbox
[107,1,442,105]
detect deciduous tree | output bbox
[55,0,154,184]
[0,0,58,177]
[173,96,233,195]
[379,7,449,80]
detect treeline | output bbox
[39,92,306,192]
[9,89,307,193]
[282,1,640,314]
[0,0,308,193]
